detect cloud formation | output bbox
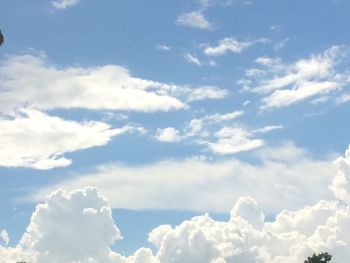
[182,110,280,155]
[203,37,254,56]
[32,143,335,213]
[2,145,350,262]
[0,54,227,114]
[202,126,264,154]
[52,0,80,9]
[0,109,134,169]
[240,46,350,109]
[176,11,212,30]
[0,230,9,247]
[155,127,181,143]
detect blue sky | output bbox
[1,0,350,262]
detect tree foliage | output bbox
[304,252,332,263]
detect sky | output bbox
[1,0,350,262]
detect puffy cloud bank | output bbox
[2,145,350,263]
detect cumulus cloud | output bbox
[52,0,80,9]
[0,54,227,114]
[240,46,350,109]
[3,145,350,262]
[176,11,212,30]
[331,146,350,203]
[0,108,134,169]
[1,187,122,262]
[155,127,181,143]
[31,144,335,213]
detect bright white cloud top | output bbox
[1,145,350,262]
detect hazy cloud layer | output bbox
[32,144,335,213]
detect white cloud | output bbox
[184,53,202,66]
[155,127,181,143]
[181,111,281,155]
[274,37,291,51]
[202,126,264,155]
[203,37,254,56]
[184,111,231,135]
[2,187,122,262]
[186,86,228,102]
[330,146,350,204]
[31,144,335,214]
[204,111,244,123]
[0,54,227,114]
[262,81,339,109]
[156,44,171,51]
[52,0,80,9]
[0,109,134,169]
[176,11,212,30]
[252,125,283,134]
[1,230,9,246]
[241,46,350,109]
[336,92,350,104]
[4,144,350,263]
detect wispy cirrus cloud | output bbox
[240,46,350,110]
[156,44,171,51]
[184,53,202,66]
[203,37,253,56]
[203,37,267,56]
[154,109,281,156]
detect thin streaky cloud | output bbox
[184,53,202,66]
[203,37,254,56]
[240,46,350,109]
[156,44,171,51]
